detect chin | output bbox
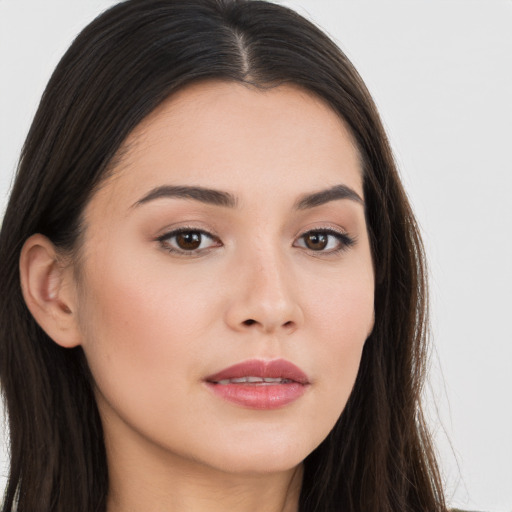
[189,427,321,476]
[207,450,305,476]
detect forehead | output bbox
[90,80,363,214]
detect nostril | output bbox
[240,319,296,331]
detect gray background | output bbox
[1,1,511,510]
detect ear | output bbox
[19,234,81,348]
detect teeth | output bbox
[236,376,263,383]
[216,376,290,385]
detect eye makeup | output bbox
[294,228,355,254]
[156,227,222,255]
[155,224,356,258]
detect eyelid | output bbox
[153,223,355,257]
[156,226,222,255]
[293,226,356,254]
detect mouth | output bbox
[204,359,310,410]
[215,376,295,385]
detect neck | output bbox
[106,456,303,512]
[103,423,303,512]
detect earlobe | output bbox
[19,234,81,348]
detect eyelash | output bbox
[157,227,221,255]
[156,227,355,256]
[293,228,356,254]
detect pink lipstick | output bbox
[204,359,309,409]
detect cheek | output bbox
[309,250,374,337]
[305,263,374,408]
[77,248,220,398]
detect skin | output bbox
[21,81,375,512]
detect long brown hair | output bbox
[0,1,446,511]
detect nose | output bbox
[224,248,304,335]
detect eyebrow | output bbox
[295,184,364,209]
[132,184,363,210]
[133,185,238,208]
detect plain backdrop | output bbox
[1,1,511,510]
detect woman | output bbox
[0,0,447,511]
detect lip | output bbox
[204,359,310,410]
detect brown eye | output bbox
[175,231,202,250]
[294,229,355,253]
[158,229,220,254]
[303,232,328,250]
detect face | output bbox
[74,81,374,476]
